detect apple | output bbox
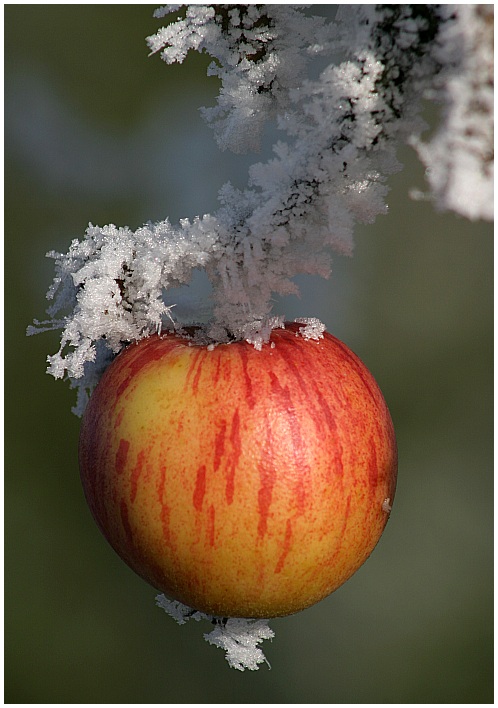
[79,322,397,618]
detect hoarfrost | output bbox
[382,498,393,514]
[205,618,274,672]
[148,5,334,153]
[412,5,494,220]
[156,594,274,671]
[31,5,493,413]
[294,317,326,341]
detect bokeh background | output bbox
[5,5,493,703]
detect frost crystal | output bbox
[294,317,326,341]
[205,618,274,671]
[156,594,274,671]
[31,4,493,414]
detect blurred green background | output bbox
[5,5,493,703]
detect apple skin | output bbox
[79,322,397,618]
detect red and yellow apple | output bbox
[79,322,397,618]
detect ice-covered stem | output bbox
[190,5,454,336]
[152,5,448,341]
[29,5,493,414]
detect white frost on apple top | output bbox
[30,5,493,418]
[294,317,326,341]
[155,594,274,671]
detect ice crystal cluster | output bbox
[29,5,493,669]
[156,594,274,671]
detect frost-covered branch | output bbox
[411,4,494,219]
[30,4,493,415]
[149,4,334,153]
